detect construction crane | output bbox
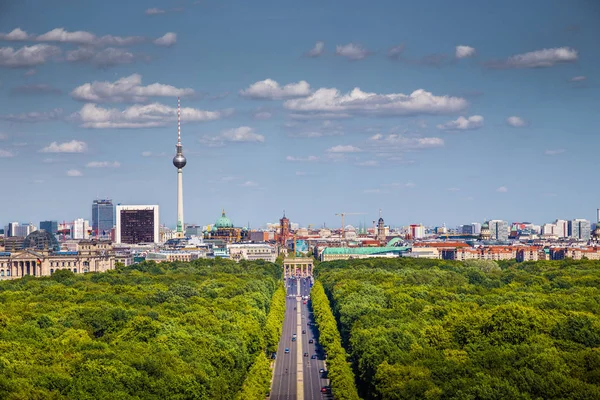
[335,212,365,244]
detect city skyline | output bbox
[0,1,599,227]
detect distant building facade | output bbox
[569,219,591,241]
[0,240,115,279]
[488,220,509,241]
[92,199,114,239]
[115,205,160,244]
[39,221,58,235]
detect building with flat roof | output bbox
[115,205,160,244]
[92,199,114,239]
[40,221,58,235]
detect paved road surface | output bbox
[270,276,331,399]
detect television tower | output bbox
[173,97,187,237]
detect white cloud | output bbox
[86,161,121,168]
[448,187,460,192]
[489,47,578,68]
[357,160,378,167]
[66,169,83,177]
[66,47,135,68]
[71,74,195,103]
[142,151,152,157]
[1,108,62,122]
[36,28,143,46]
[36,28,94,44]
[335,43,370,60]
[369,133,444,149]
[41,140,87,153]
[405,182,416,188]
[286,155,318,162]
[455,45,476,58]
[0,44,61,67]
[72,103,224,128]
[240,180,258,187]
[496,186,508,193]
[507,116,527,127]
[327,145,361,153]
[240,79,311,100]
[306,41,325,57]
[0,28,32,41]
[24,68,37,76]
[0,149,14,157]
[387,44,405,59]
[284,88,467,117]
[154,32,177,47]
[437,115,484,130]
[544,149,566,156]
[220,126,264,142]
[254,111,272,120]
[201,126,265,145]
[570,76,586,82]
[146,8,166,15]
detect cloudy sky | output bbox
[0,0,598,229]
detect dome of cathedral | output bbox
[215,210,234,228]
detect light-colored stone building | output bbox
[0,239,116,280]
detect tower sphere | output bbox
[173,153,187,169]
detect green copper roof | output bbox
[322,246,410,255]
[386,237,404,247]
[215,209,234,228]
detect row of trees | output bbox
[0,258,282,399]
[311,281,361,400]
[316,258,600,399]
[237,283,287,399]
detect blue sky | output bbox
[0,0,598,229]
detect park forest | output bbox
[1,256,600,399]
[316,258,600,400]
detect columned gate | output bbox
[283,257,314,279]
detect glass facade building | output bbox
[92,199,114,239]
[40,220,58,235]
[569,219,591,241]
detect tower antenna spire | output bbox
[177,96,181,145]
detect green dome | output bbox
[215,210,234,228]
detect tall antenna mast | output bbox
[177,96,181,145]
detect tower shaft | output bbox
[177,168,184,234]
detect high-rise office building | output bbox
[39,220,58,235]
[72,218,90,240]
[488,220,509,241]
[115,205,160,244]
[4,222,19,237]
[554,219,568,238]
[92,199,114,239]
[569,219,591,241]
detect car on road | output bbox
[311,354,317,359]
[302,330,306,334]
[303,352,308,357]
[321,386,331,394]
[319,368,325,373]
[285,348,290,354]
[309,339,313,344]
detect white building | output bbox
[228,243,276,262]
[115,205,160,244]
[72,218,90,239]
[555,219,569,238]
